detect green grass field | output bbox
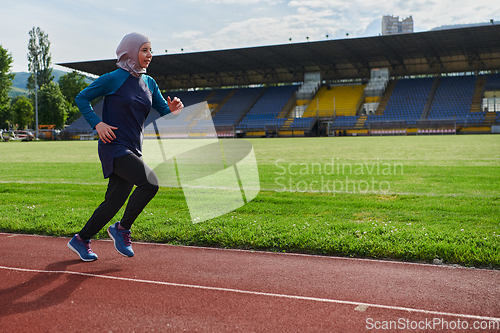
[0,135,499,268]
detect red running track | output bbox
[0,232,499,332]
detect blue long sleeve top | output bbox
[75,68,171,178]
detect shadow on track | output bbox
[0,260,121,317]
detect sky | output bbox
[1,0,499,73]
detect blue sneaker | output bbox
[68,235,98,262]
[107,222,134,257]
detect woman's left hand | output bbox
[167,96,184,115]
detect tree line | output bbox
[0,27,90,131]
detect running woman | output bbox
[68,32,183,261]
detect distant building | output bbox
[431,20,498,31]
[382,15,414,35]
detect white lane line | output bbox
[1,265,499,322]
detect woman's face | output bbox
[138,42,152,69]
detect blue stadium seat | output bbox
[367,77,434,125]
[427,76,476,122]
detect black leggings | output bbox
[79,153,159,240]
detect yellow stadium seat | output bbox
[302,85,365,118]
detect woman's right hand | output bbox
[167,96,184,115]
[95,122,118,143]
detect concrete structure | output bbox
[60,25,500,91]
[382,15,414,35]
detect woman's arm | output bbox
[75,69,130,129]
[145,75,184,116]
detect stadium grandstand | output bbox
[59,24,500,139]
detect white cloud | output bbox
[166,0,500,60]
[287,0,499,32]
[194,0,282,3]
[172,31,205,39]
[2,0,499,72]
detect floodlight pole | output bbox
[34,64,38,140]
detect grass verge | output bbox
[0,182,498,268]
[0,136,498,268]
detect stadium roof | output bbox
[59,24,500,90]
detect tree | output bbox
[38,82,67,128]
[59,71,89,105]
[11,96,33,130]
[58,71,89,119]
[27,27,54,95]
[0,45,15,129]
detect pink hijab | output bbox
[116,32,150,77]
